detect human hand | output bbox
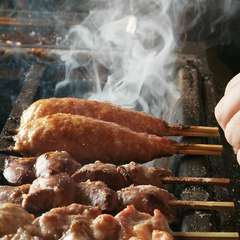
[215,73,240,164]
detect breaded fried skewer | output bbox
[14,114,222,165]
[20,98,219,137]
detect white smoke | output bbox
[55,0,237,118]
[55,0,179,118]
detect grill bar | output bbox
[0,42,237,234]
[0,63,45,151]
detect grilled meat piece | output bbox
[77,180,119,212]
[22,173,76,214]
[72,161,172,190]
[0,203,34,237]
[0,226,43,240]
[3,151,81,185]
[0,204,173,239]
[3,157,36,185]
[14,113,177,164]
[72,161,129,190]
[60,214,121,240]
[0,185,30,205]
[117,185,176,221]
[33,204,101,239]
[115,205,173,240]
[22,173,118,213]
[118,161,172,188]
[91,214,121,240]
[20,98,170,136]
[35,151,81,178]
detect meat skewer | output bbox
[3,153,230,187]
[1,176,234,216]
[19,98,219,137]
[0,203,238,240]
[13,114,222,165]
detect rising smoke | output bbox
[55,0,237,118]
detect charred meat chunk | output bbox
[77,180,119,212]
[72,161,129,190]
[117,185,176,221]
[35,151,81,178]
[3,157,36,185]
[22,173,76,214]
[0,185,30,205]
[118,161,172,188]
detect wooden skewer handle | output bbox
[173,232,240,240]
[170,200,235,211]
[176,144,223,156]
[168,125,220,137]
[162,177,231,186]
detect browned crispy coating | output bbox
[76,180,119,212]
[35,151,81,178]
[117,185,176,221]
[72,161,129,190]
[115,205,173,240]
[0,185,30,205]
[20,98,170,136]
[22,173,76,214]
[0,203,34,237]
[14,113,177,164]
[3,157,36,185]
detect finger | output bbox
[233,147,238,154]
[215,97,226,129]
[225,73,240,96]
[215,86,240,129]
[225,110,240,149]
[237,150,240,165]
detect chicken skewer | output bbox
[0,176,234,217]
[13,114,222,165]
[0,203,238,240]
[3,153,230,187]
[19,98,219,137]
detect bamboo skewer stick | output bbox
[170,200,235,211]
[173,232,240,240]
[176,144,223,156]
[162,176,231,186]
[0,143,223,158]
[168,125,220,137]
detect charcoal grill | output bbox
[0,3,239,240]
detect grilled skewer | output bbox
[3,154,230,187]
[13,113,222,164]
[1,177,234,215]
[19,98,219,137]
[0,203,238,240]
